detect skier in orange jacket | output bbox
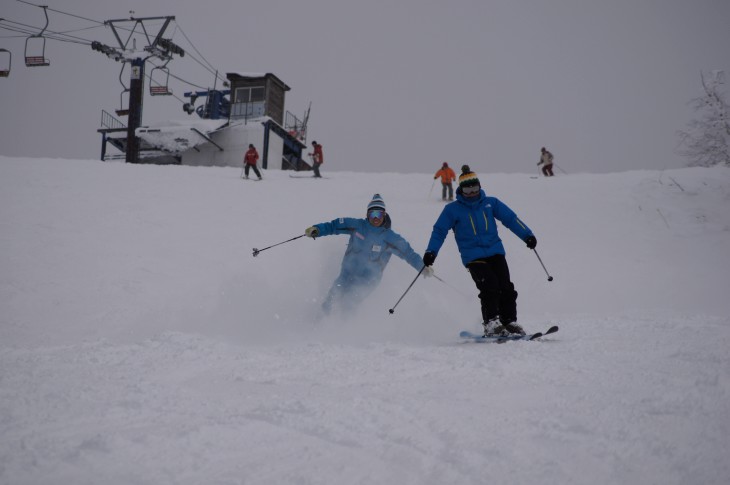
[434,162,457,200]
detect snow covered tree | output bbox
[676,70,730,167]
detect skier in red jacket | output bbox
[243,144,262,180]
[309,141,324,178]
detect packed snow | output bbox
[1,156,729,485]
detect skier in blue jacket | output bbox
[305,194,431,313]
[422,167,538,336]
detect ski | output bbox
[289,174,328,179]
[459,325,559,343]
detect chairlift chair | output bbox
[0,49,11,77]
[149,65,172,96]
[115,64,129,116]
[24,6,51,67]
[25,36,50,67]
[116,89,130,117]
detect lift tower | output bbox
[102,16,182,163]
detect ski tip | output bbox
[528,332,543,340]
[545,325,559,335]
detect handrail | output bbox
[101,110,126,130]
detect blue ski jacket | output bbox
[426,188,534,266]
[313,215,423,286]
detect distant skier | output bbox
[309,141,324,178]
[305,194,432,313]
[434,162,457,201]
[243,144,262,180]
[537,147,554,177]
[422,167,537,337]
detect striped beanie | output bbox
[458,170,480,188]
[367,193,386,212]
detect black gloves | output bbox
[525,235,537,249]
[423,251,436,266]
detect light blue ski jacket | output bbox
[426,189,533,266]
[313,216,423,286]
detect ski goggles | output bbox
[368,209,385,220]
[461,184,480,196]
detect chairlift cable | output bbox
[173,23,218,74]
[0,18,96,45]
[14,0,105,26]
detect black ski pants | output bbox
[467,254,518,324]
[245,163,262,179]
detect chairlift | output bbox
[115,64,129,116]
[24,6,51,67]
[149,65,172,96]
[0,49,11,77]
[116,89,130,117]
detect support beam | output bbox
[126,58,145,163]
[190,128,224,151]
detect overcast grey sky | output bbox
[1,0,728,174]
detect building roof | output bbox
[226,72,290,91]
[135,119,229,155]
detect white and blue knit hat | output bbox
[367,193,386,212]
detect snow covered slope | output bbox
[1,157,729,484]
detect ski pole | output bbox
[428,179,436,200]
[240,163,246,178]
[555,163,568,175]
[388,266,426,314]
[252,234,306,257]
[532,248,554,281]
[432,274,470,298]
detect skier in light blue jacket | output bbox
[422,167,538,336]
[305,194,430,313]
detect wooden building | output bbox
[228,72,290,126]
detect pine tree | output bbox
[676,70,730,167]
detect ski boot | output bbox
[502,321,526,336]
[482,318,507,337]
